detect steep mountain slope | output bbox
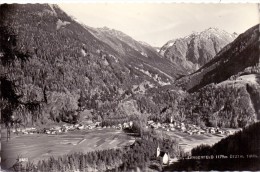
[0,4,186,126]
[178,78,260,128]
[160,28,237,72]
[176,24,259,92]
[90,26,157,57]
[174,24,260,127]
[87,26,188,82]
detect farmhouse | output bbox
[156,146,169,165]
[77,124,84,130]
[87,123,95,129]
[209,128,216,134]
[95,122,101,127]
[123,122,130,128]
[181,126,186,132]
[129,121,133,128]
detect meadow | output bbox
[166,130,225,152]
[1,128,135,169]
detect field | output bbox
[1,128,135,169]
[165,130,225,152]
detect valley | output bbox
[0,3,259,172]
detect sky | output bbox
[59,3,259,47]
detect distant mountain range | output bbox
[159,28,237,73]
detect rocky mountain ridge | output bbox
[159,27,237,73]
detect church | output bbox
[156,145,169,165]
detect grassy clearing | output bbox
[1,128,134,170]
[165,130,225,152]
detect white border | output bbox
[2,0,260,3]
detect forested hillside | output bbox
[0,4,186,126]
[178,80,259,128]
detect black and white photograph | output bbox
[0,2,260,171]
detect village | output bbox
[10,120,134,135]
[147,119,243,136]
[11,117,242,137]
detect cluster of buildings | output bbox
[147,119,242,136]
[11,120,134,135]
[12,127,37,135]
[43,122,102,135]
[102,121,133,130]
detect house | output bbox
[62,128,68,133]
[187,130,193,135]
[88,124,95,129]
[95,122,101,127]
[77,124,84,130]
[209,128,216,134]
[156,146,169,165]
[225,130,235,135]
[147,120,154,125]
[51,130,57,135]
[151,123,158,129]
[199,129,206,134]
[216,129,224,134]
[181,126,186,132]
[123,122,130,129]
[129,121,133,128]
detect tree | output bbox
[1,23,41,139]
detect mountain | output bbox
[90,26,157,56]
[175,24,260,128]
[176,24,259,92]
[86,26,188,82]
[0,4,187,126]
[159,28,237,73]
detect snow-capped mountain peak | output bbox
[159,27,237,73]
